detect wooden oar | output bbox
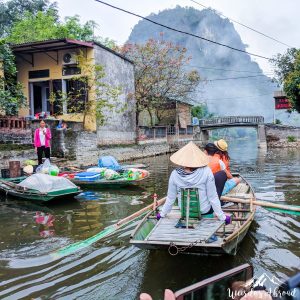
[221,196,300,215]
[52,197,166,258]
[0,179,17,189]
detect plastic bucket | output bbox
[1,169,10,178]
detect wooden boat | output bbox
[140,264,254,299]
[130,175,256,255]
[120,163,148,169]
[0,176,81,202]
[70,171,150,188]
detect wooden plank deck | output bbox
[147,182,252,243]
[147,218,224,243]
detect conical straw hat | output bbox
[170,141,209,168]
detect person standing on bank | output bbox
[34,120,52,165]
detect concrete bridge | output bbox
[198,116,267,148]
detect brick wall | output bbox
[177,103,192,127]
[0,117,32,144]
[0,128,32,144]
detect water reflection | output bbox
[34,212,55,237]
[0,139,299,299]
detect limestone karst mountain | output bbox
[128,6,277,121]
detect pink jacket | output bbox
[34,128,52,148]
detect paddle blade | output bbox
[266,207,300,216]
[255,192,285,202]
[54,225,116,258]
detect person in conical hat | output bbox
[158,141,231,224]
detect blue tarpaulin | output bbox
[98,156,121,171]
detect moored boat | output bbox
[130,174,256,255]
[68,168,150,188]
[70,172,150,188]
[0,174,81,202]
[120,163,148,169]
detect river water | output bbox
[0,140,299,299]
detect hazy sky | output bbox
[56,0,300,74]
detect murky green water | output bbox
[0,140,299,299]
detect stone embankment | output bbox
[73,142,171,167]
[265,124,300,148]
[0,149,35,169]
[0,142,172,170]
[267,140,300,148]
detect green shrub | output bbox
[275,119,282,125]
[287,136,297,142]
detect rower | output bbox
[157,142,231,225]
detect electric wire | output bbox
[188,64,274,75]
[202,92,273,101]
[94,0,278,103]
[190,0,295,48]
[94,0,272,60]
[206,74,269,81]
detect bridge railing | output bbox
[199,116,264,126]
[138,125,196,144]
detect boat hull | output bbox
[130,174,256,256]
[130,217,252,255]
[0,189,81,202]
[0,177,81,202]
[71,174,149,188]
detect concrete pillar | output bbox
[199,129,209,145]
[257,124,267,149]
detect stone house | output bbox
[138,100,194,144]
[139,100,192,128]
[11,39,136,146]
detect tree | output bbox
[272,48,300,112]
[0,41,26,115]
[0,0,58,37]
[191,104,213,119]
[7,10,117,48]
[119,37,201,125]
[8,11,95,44]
